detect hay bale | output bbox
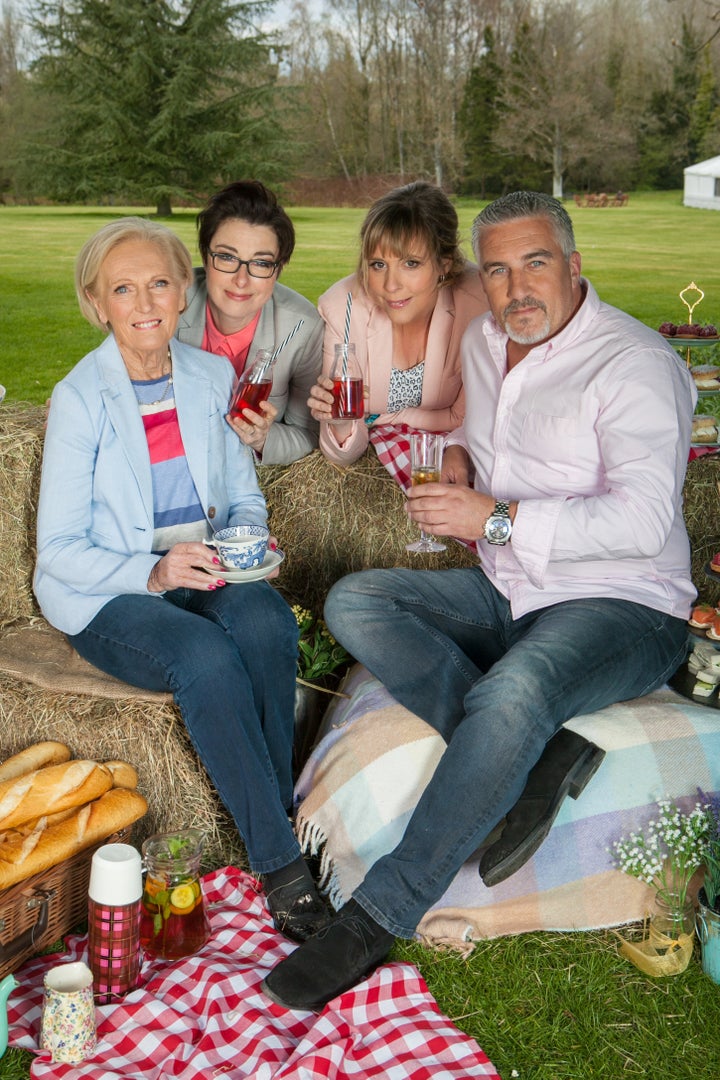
[683,454,720,605]
[0,402,45,627]
[0,672,247,873]
[260,450,478,618]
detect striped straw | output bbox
[270,319,304,362]
[343,292,353,347]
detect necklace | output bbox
[132,348,173,406]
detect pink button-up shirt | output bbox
[448,280,697,619]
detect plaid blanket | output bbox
[295,665,720,949]
[7,866,500,1079]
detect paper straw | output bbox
[343,292,353,347]
[270,319,304,362]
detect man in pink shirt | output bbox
[263,191,697,1012]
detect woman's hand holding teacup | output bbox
[148,542,227,593]
[226,399,279,455]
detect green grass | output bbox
[2,192,720,1078]
[2,191,720,403]
[2,931,719,1079]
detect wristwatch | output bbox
[483,500,513,546]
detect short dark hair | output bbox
[472,191,576,261]
[196,180,295,268]
[358,180,466,289]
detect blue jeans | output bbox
[68,582,300,873]
[324,566,688,937]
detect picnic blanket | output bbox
[294,664,720,950]
[7,865,500,1080]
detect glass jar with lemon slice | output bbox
[139,829,210,959]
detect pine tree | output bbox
[26,0,281,214]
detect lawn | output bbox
[2,192,720,1079]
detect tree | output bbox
[492,7,601,198]
[637,15,704,188]
[25,0,282,214]
[0,0,37,199]
[459,26,507,196]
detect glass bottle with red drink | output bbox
[228,349,276,420]
[328,343,364,422]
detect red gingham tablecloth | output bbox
[7,866,500,1079]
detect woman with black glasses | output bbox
[176,180,323,464]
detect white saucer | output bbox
[208,548,285,583]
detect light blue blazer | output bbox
[34,335,267,635]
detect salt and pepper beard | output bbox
[501,296,551,345]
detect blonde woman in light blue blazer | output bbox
[35,218,330,944]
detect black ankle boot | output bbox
[479,729,605,887]
[262,898,395,1011]
[264,875,332,943]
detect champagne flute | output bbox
[406,433,447,553]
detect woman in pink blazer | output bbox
[309,181,488,486]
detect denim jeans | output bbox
[68,581,300,873]
[324,566,688,937]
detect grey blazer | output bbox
[176,269,323,465]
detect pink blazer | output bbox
[317,267,488,465]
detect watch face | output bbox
[486,516,512,543]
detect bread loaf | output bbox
[0,807,77,846]
[103,760,139,789]
[0,741,72,783]
[0,761,113,831]
[0,787,148,889]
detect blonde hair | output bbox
[75,217,193,330]
[358,181,466,290]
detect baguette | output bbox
[0,761,113,831]
[0,741,72,783]
[0,806,77,846]
[103,760,139,790]
[0,787,148,890]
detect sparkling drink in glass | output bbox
[406,433,447,553]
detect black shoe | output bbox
[479,729,605,888]
[262,898,395,1011]
[264,876,332,943]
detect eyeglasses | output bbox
[209,251,279,278]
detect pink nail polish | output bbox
[213,556,221,565]
[208,584,216,591]
[216,580,226,586]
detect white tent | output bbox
[684,155,720,209]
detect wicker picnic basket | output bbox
[0,829,129,979]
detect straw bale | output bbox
[683,453,720,606]
[0,672,247,873]
[0,403,45,627]
[259,450,478,618]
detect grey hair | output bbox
[471,191,576,263]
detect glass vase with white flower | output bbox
[611,798,709,976]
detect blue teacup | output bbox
[212,525,269,570]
